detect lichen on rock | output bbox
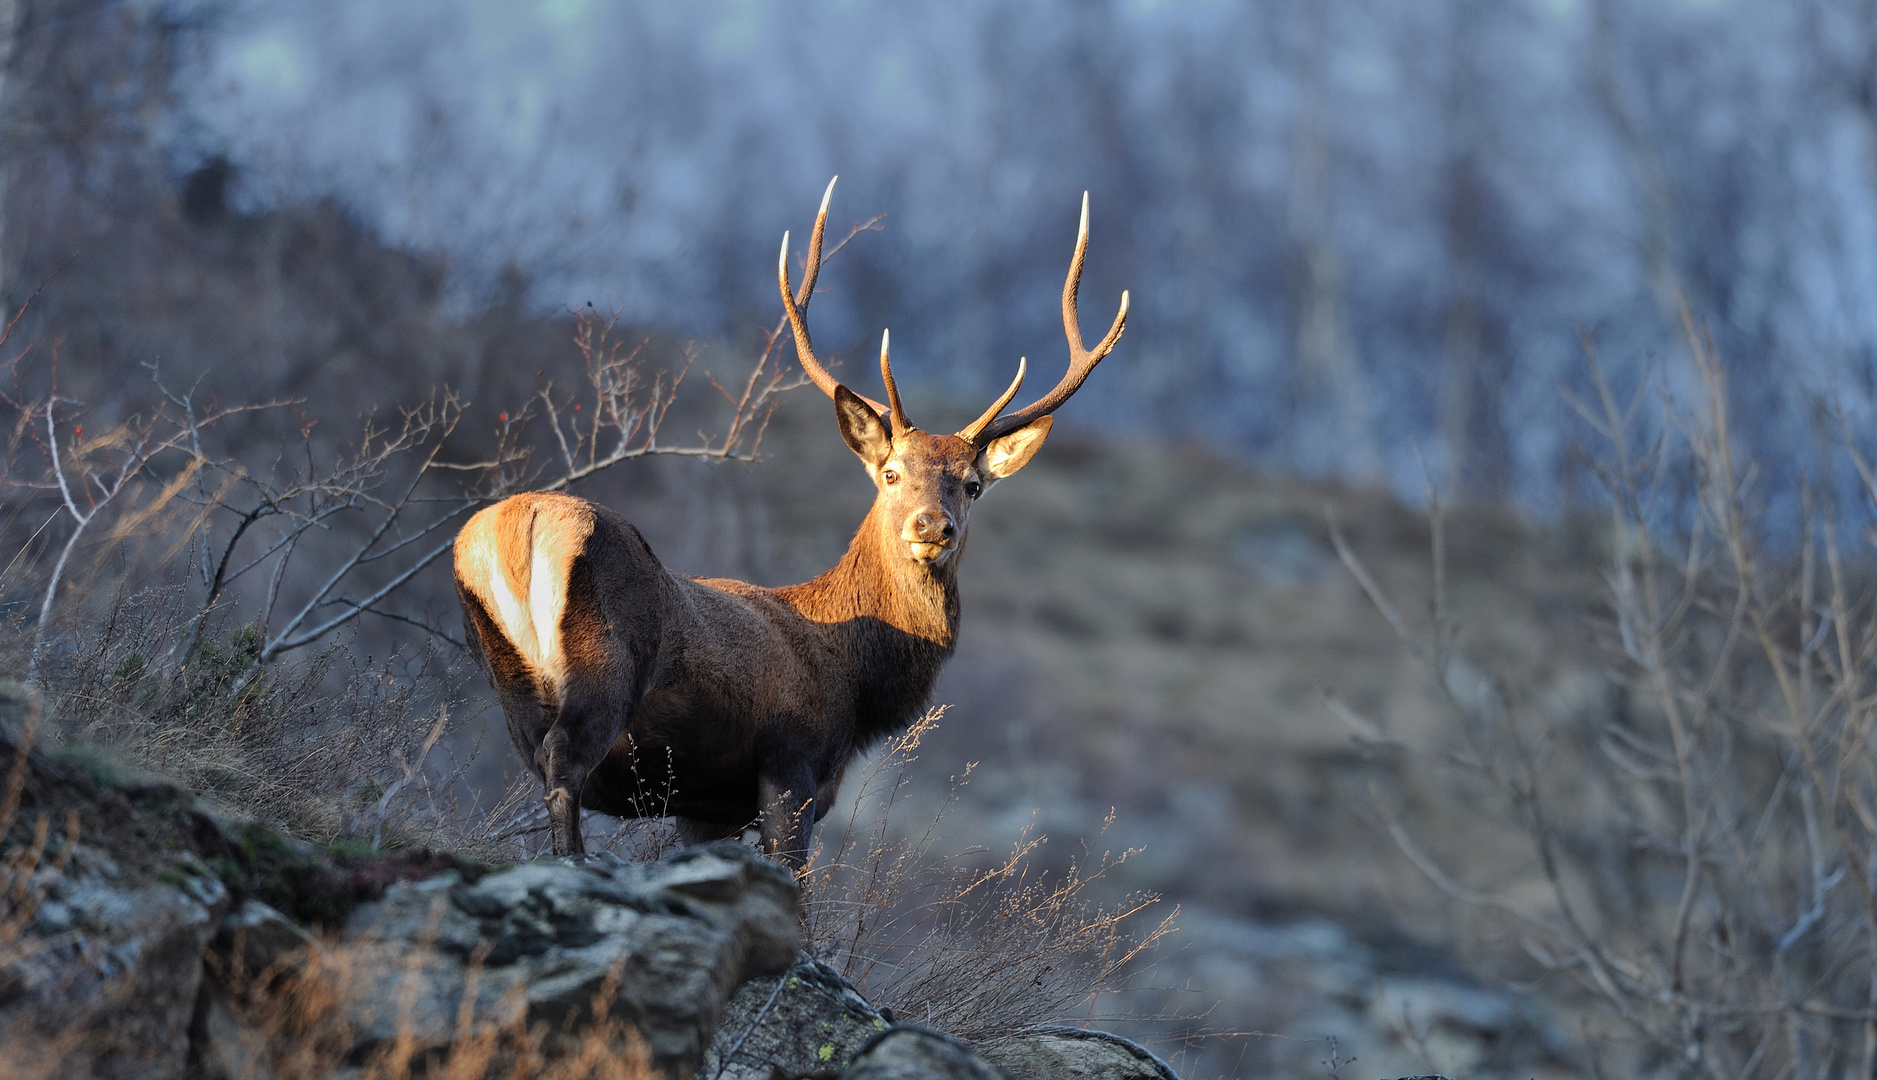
[705,958,890,1079]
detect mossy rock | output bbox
[705,959,891,1079]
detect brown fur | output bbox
[453,388,1052,863]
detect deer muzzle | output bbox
[902,510,957,563]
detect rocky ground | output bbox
[1,689,1465,1080]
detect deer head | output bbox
[779,178,1129,569]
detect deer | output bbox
[453,178,1127,865]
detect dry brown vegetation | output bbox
[213,945,658,1080]
[798,709,1177,1043]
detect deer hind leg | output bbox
[539,681,632,858]
[538,727,587,857]
[459,589,559,794]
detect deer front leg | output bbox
[675,817,747,846]
[756,770,816,869]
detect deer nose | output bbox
[912,511,955,543]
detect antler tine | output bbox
[972,191,1129,445]
[779,176,889,414]
[879,329,913,434]
[956,356,1025,442]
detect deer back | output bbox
[454,493,860,735]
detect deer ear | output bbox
[835,385,892,468]
[979,415,1052,480]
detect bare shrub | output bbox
[24,579,495,850]
[1337,300,1877,1078]
[798,709,1176,1042]
[0,243,857,685]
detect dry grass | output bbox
[20,580,494,853]
[212,941,656,1080]
[0,692,88,1080]
[798,709,1177,1043]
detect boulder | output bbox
[0,696,238,1080]
[0,851,229,1080]
[842,1025,1013,1080]
[0,709,1199,1080]
[705,958,891,1079]
[978,1026,1180,1080]
[300,842,799,1078]
[1,716,802,1080]
[209,897,312,979]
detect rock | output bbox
[979,1026,1181,1080]
[193,989,279,1080]
[0,699,433,1080]
[316,842,798,1078]
[705,958,891,1079]
[0,851,230,1080]
[2,699,806,1080]
[209,898,311,980]
[842,1025,1014,1080]
[639,843,801,977]
[1,712,1188,1080]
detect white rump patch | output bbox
[480,528,568,694]
[461,499,570,698]
[483,543,536,662]
[529,543,566,676]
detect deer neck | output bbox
[788,501,962,644]
[780,502,962,731]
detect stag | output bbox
[454,179,1127,863]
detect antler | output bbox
[779,177,892,420]
[878,329,912,434]
[962,192,1129,445]
[956,357,1025,443]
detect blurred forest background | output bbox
[3,1,1876,1078]
[13,0,1877,507]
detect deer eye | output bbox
[882,469,899,485]
[965,480,982,499]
